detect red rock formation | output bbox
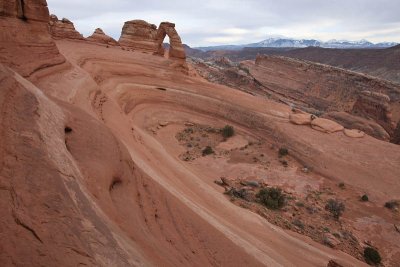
[49,14,84,40]
[86,28,119,46]
[392,121,400,144]
[119,20,157,52]
[0,0,65,77]
[155,22,186,59]
[251,55,400,141]
[351,90,394,135]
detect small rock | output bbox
[344,129,365,138]
[301,167,309,173]
[159,121,169,127]
[289,113,313,125]
[240,180,260,187]
[327,259,345,267]
[323,233,341,248]
[214,180,224,186]
[311,118,344,133]
[395,224,400,233]
[220,177,232,186]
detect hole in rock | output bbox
[109,177,122,191]
[64,126,73,133]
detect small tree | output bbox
[278,147,288,157]
[384,200,399,210]
[364,247,381,265]
[202,146,214,156]
[361,194,369,202]
[257,187,286,210]
[221,125,234,138]
[325,199,345,219]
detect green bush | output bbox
[325,199,345,219]
[361,194,369,202]
[278,147,288,157]
[221,125,235,138]
[364,247,381,265]
[202,146,214,156]
[257,187,286,210]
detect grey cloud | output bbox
[47,0,400,46]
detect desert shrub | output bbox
[257,187,286,210]
[338,182,345,189]
[361,194,369,202]
[221,125,235,138]
[292,219,304,229]
[280,160,288,167]
[384,200,399,210]
[325,199,345,219]
[184,127,194,134]
[364,247,381,265]
[278,147,288,157]
[202,146,214,156]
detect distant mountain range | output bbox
[196,36,398,51]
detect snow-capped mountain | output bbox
[196,36,398,51]
[247,37,322,48]
[247,37,396,49]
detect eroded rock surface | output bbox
[0,0,65,77]
[352,91,394,135]
[119,20,158,52]
[49,14,84,40]
[249,55,400,141]
[87,28,119,46]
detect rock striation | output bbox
[351,90,394,135]
[0,0,65,77]
[86,28,119,46]
[119,20,158,52]
[49,14,84,40]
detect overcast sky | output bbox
[47,0,400,47]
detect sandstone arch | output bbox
[155,22,186,59]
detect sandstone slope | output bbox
[1,1,399,266]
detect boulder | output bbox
[49,15,84,40]
[118,20,157,52]
[86,28,119,46]
[0,0,66,77]
[343,129,365,138]
[323,111,390,141]
[289,113,313,125]
[311,118,344,133]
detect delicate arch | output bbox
[155,22,186,59]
